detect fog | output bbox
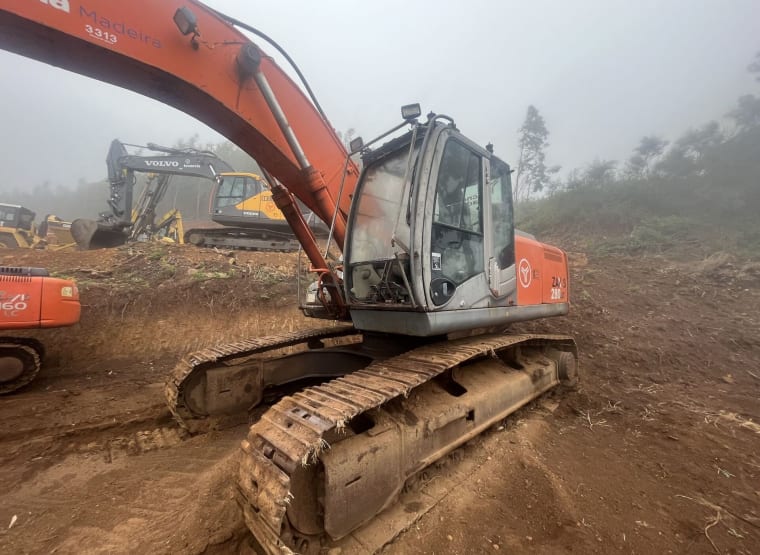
[0,0,757,193]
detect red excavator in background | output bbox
[0,2,577,553]
[0,266,80,393]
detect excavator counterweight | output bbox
[0,266,80,393]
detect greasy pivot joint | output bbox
[237,43,262,81]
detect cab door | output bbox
[485,158,516,298]
[427,137,485,306]
[236,176,268,219]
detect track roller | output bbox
[0,337,44,394]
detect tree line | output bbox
[514,50,760,254]
[513,50,760,204]
[5,50,759,235]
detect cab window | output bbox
[215,176,249,208]
[0,207,18,224]
[18,210,35,231]
[431,141,484,285]
[434,143,481,232]
[489,159,515,269]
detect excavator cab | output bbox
[0,204,38,248]
[211,173,272,225]
[343,114,524,336]
[211,172,327,245]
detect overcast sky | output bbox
[0,0,758,192]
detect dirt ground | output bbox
[0,242,758,554]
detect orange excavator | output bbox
[0,2,577,552]
[0,267,80,393]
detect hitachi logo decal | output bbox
[145,161,180,168]
[40,0,70,13]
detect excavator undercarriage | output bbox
[183,224,302,252]
[165,326,577,554]
[164,325,361,434]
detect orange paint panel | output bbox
[39,277,80,328]
[514,235,569,307]
[0,276,43,328]
[0,276,80,329]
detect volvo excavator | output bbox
[73,139,308,250]
[0,2,578,553]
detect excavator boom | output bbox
[0,0,357,270]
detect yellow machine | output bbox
[0,204,73,249]
[37,214,75,247]
[152,208,185,244]
[0,203,37,248]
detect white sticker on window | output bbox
[432,252,441,271]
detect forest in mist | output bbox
[2,138,264,225]
[4,51,759,254]
[516,83,760,256]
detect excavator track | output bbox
[164,325,359,434]
[184,226,302,252]
[0,337,44,394]
[238,332,577,554]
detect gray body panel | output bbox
[349,302,569,336]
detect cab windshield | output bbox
[0,206,19,225]
[349,144,418,263]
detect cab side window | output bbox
[18,210,34,231]
[489,159,515,269]
[434,142,482,232]
[431,141,484,286]
[215,176,248,208]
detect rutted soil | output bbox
[0,243,758,554]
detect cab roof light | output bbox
[349,137,364,153]
[173,7,198,35]
[401,103,421,121]
[174,7,200,49]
